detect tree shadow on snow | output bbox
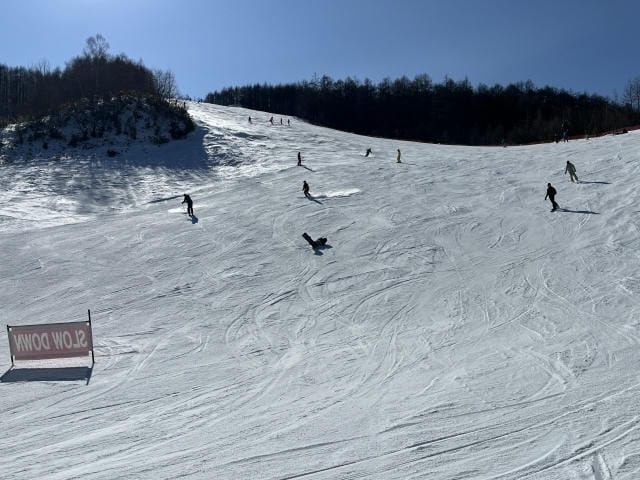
[578,181,610,185]
[70,125,210,215]
[0,366,93,385]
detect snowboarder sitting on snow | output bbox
[302,180,310,198]
[182,194,194,216]
[302,232,327,249]
[545,183,559,211]
[565,160,579,183]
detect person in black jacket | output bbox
[182,194,194,216]
[302,181,310,198]
[545,183,559,211]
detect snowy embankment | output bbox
[1,102,640,479]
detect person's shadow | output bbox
[306,195,322,204]
[578,181,610,185]
[313,244,333,256]
[300,165,314,172]
[558,208,599,214]
[190,214,199,224]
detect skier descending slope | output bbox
[545,183,559,211]
[182,194,194,216]
[565,160,579,182]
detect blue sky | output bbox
[1,0,638,99]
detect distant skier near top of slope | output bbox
[565,160,579,183]
[269,116,274,125]
[545,183,559,211]
[182,194,194,216]
[303,180,310,198]
[297,151,302,166]
[365,148,372,157]
[396,148,401,163]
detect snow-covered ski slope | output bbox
[2,102,640,479]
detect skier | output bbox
[269,116,274,125]
[287,119,290,126]
[303,180,310,198]
[182,194,194,216]
[248,116,252,124]
[545,183,559,211]
[565,160,579,183]
[297,151,302,166]
[397,148,402,163]
[365,148,372,157]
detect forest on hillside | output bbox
[205,75,640,145]
[0,35,180,128]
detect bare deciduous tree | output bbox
[623,77,640,111]
[83,34,110,59]
[153,69,178,99]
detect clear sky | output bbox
[1,0,638,100]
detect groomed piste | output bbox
[1,102,640,479]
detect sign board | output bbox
[7,314,94,364]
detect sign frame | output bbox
[6,310,95,366]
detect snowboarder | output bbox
[397,148,401,163]
[248,116,252,123]
[182,194,194,216]
[302,232,327,249]
[365,148,372,157]
[565,160,579,183]
[269,116,274,125]
[302,180,310,198]
[297,151,302,166]
[545,183,559,211]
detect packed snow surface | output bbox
[2,102,640,479]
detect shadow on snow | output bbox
[1,366,93,385]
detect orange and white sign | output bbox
[7,321,93,361]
